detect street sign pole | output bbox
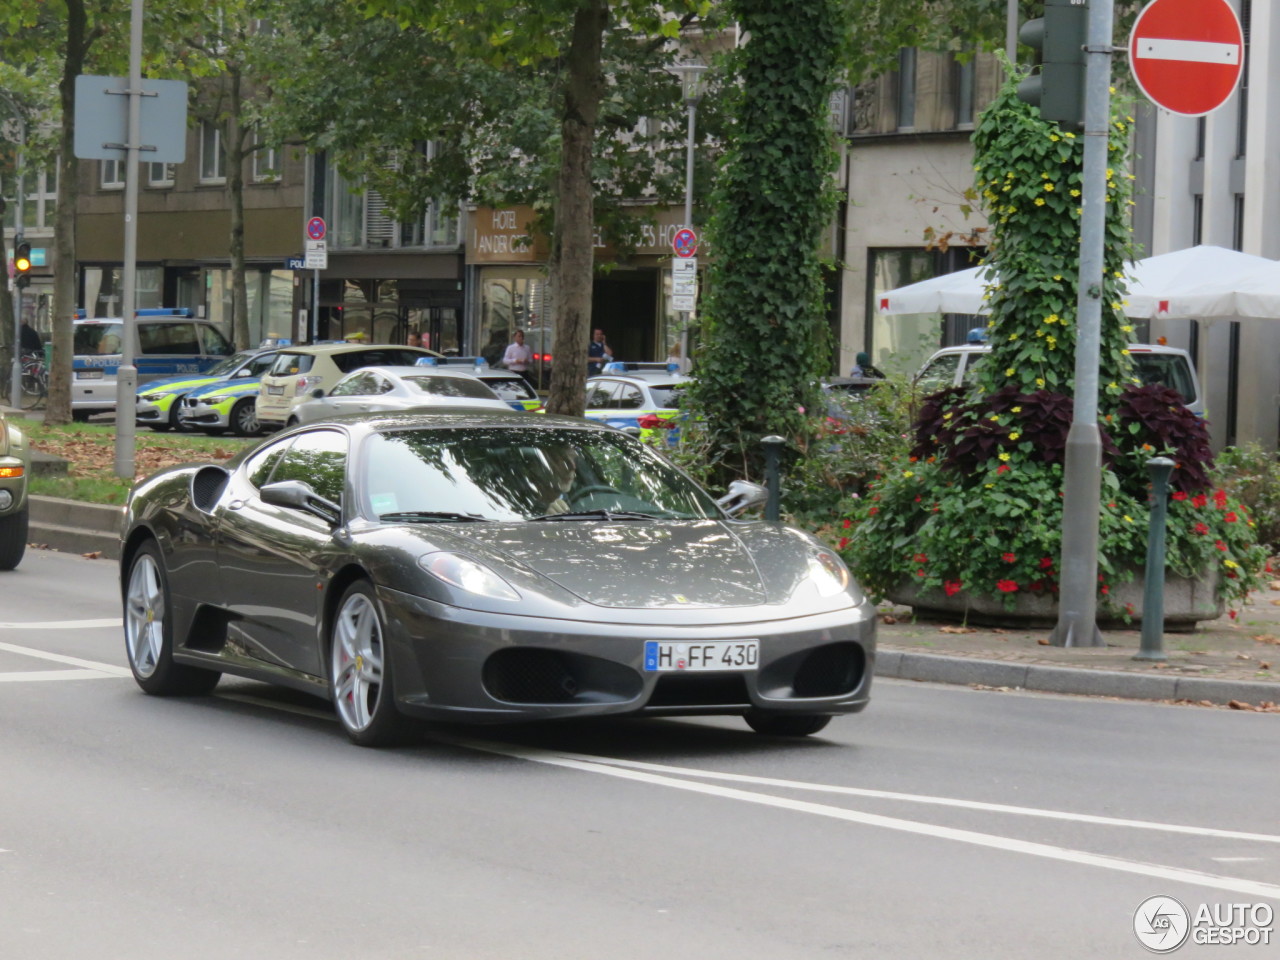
[114,0,144,481]
[312,269,319,343]
[9,115,25,409]
[304,219,326,344]
[1050,0,1113,648]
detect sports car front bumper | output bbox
[378,587,877,723]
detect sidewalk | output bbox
[875,587,1280,709]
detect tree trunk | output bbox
[544,0,607,417]
[46,0,89,425]
[227,67,250,351]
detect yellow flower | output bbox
[985,483,995,489]
[1034,198,1046,206]
[1121,348,1130,355]
[1011,406,1022,413]
[988,415,999,422]
[1225,559,1239,569]
[1047,336,1057,348]
[1123,515,1134,524]
[1041,172,1050,179]
[1010,333,1019,341]
[1053,274,1063,281]
[1009,432,1020,441]
[1044,314,1059,324]
[1049,134,1060,142]
[1121,325,1134,333]
[1070,189,1081,197]
[1044,183,1055,191]
[1006,367,1015,377]
[942,412,952,420]
[1114,271,1124,278]
[1035,378,1045,388]
[1108,382,1118,390]
[998,452,1011,462]
[1064,132,1076,139]
[903,470,914,478]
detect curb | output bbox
[875,649,1280,706]
[28,495,122,560]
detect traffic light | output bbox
[13,238,31,289]
[1017,0,1088,129]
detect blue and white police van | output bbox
[72,309,235,421]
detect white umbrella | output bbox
[875,265,991,315]
[1230,261,1280,319]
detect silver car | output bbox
[118,411,876,746]
[291,366,511,425]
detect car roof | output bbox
[275,343,441,358]
[934,342,1189,357]
[343,365,488,381]
[589,373,691,386]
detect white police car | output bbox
[584,362,690,444]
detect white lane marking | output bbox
[525,751,1280,846]
[0,669,122,683]
[1134,38,1240,65]
[451,737,1280,902]
[0,619,122,630]
[0,641,131,678]
[1213,857,1265,863]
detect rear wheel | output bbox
[286,416,300,428]
[230,398,260,436]
[743,710,832,737]
[71,410,92,423]
[124,541,220,695]
[0,504,28,570]
[329,580,409,747]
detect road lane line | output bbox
[514,750,1280,846]
[0,669,123,683]
[0,641,132,677]
[0,619,122,630]
[451,737,1280,902]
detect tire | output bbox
[230,398,260,437]
[329,580,409,747]
[169,398,192,433]
[286,416,300,428]
[124,540,220,696]
[0,504,28,571]
[71,410,92,423]
[743,710,832,737]
[148,422,172,433]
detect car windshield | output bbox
[402,375,500,400]
[360,427,721,522]
[1132,353,1194,402]
[647,384,685,408]
[73,322,124,356]
[483,377,537,402]
[206,351,257,377]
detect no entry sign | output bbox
[672,228,698,258]
[1129,0,1244,117]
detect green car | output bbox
[0,409,31,570]
[135,348,278,432]
[176,375,265,436]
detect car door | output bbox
[216,429,350,677]
[605,383,646,430]
[583,380,620,424]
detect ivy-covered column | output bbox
[686,0,847,481]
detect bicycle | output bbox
[18,351,48,409]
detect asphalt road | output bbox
[2,549,1277,959]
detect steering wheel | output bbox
[568,485,619,505]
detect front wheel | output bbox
[0,504,28,570]
[743,710,832,737]
[230,398,260,436]
[124,541,220,695]
[329,580,409,747]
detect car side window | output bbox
[917,353,960,391]
[248,354,276,377]
[201,325,232,356]
[139,322,200,355]
[615,385,644,410]
[585,382,617,409]
[371,374,394,395]
[270,353,313,376]
[331,373,375,397]
[244,438,293,489]
[270,430,348,504]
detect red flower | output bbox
[1029,580,1044,592]
[842,519,852,529]
[913,553,928,563]
[1215,540,1228,551]
[1125,603,1136,616]
[914,496,922,503]
[943,580,962,597]
[1225,511,1238,523]
[1100,585,1110,596]
[1214,489,1228,508]
[1194,522,1209,535]
[1001,552,1016,563]
[1107,502,1117,509]
[1039,557,1053,570]
[1171,491,1187,501]
[996,463,1010,475]
[1229,609,1238,620]
[868,507,879,516]
[916,568,926,577]
[996,580,1019,593]
[1192,494,1208,508]
[837,537,850,550]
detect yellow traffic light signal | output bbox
[13,240,31,288]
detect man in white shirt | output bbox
[502,329,534,385]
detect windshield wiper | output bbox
[379,511,489,523]
[528,509,663,522]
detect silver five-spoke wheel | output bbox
[330,581,407,746]
[126,551,164,679]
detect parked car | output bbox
[0,409,31,570]
[291,366,511,425]
[915,343,1205,415]
[584,362,691,445]
[71,310,235,421]
[118,409,876,745]
[415,356,543,412]
[255,343,440,429]
[136,348,279,433]
[177,376,269,437]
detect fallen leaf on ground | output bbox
[1255,635,1280,646]
[1037,638,1049,646]
[939,625,976,634]
[1260,662,1271,670]
[880,615,897,625]
[1236,654,1253,660]
[80,551,102,559]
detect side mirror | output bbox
[233,369,250,378]
[716,480,768,518]
[261,479,341,525]
[310,388,325,399]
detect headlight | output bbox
[139,392,165,402]
[201,395,231,405]
[806,552,851,597]
[419,552,520,601]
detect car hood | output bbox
[444,520,768,608]
[137,373,218,395]
[188,378,260,398]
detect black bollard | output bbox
[761,435,785,522]
[1135,456,1176,662]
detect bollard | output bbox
[761,435,785,522]
[1134,456,1176,662]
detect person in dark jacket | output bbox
[19,321,41,356]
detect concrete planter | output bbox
[887,566,1222,631]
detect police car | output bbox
[584,362,690,445]
[72,310,235,421]
[137,346,281,433]
[415,356,543,411]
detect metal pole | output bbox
[1048,0,1113,647]
[1135,457,1175,661]
[113,0,143,480]
[678,97,697,365]
[11,122,25,408]
[311,268,319,343]
[1007,0,1019,61]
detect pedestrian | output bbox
[502,329,534,386]
[19,320,41,357]
[851,351,884,379]
[406,330,422,348]
[587,328,612,376]
[665,341,691,374]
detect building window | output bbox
[101,159,124,189]
[1232,194,1245,252]
[1192,195,1203,245]
[200,122,226,182]
[1194,118,1206,160]
[325,161,458,249]
[896,48,917,131]
[1236,0,1251,157]
[252,135,280,182]
[14,166,58,230]
[952,54,975,129]
[148,162,174,187]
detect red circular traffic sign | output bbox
[1129,0,1243,117]
[306,217,327,241]
[672,228,698,258]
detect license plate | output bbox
[643,640,759,672]
[76,370,104,380]
[267,384,285,395]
